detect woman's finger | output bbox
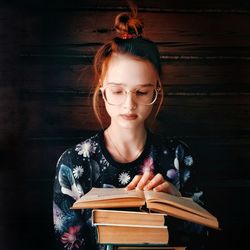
[154,181,181,196]
[125,175,142,190]
[136,171,153,190]
[143,173,164,190]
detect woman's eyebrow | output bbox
[136,83,155,87]
[105,82,124,86]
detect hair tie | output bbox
[119,33,141,39]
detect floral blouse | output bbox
[53,130,206,250]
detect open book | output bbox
[72,187,219,229]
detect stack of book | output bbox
[71,187,219,246]
[92,209,169,245]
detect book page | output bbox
[147,202,219,229]
[144,190,216,220]
[77,188,145,202]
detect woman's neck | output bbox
[104,125,147,163]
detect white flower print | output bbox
[73,165,84,179]
[184,155,193,166]
[100,155,109,169]
[118,172,131,185]
[174,157,179,170]
[53,202,65,233]
[75,140,96,158]
[76,183,83,196]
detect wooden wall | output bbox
[1,1,250,249]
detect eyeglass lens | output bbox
[103,86,158,105]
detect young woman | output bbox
[53,8,207,250]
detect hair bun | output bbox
[114,12,143,37]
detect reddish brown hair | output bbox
[92,7,164,128]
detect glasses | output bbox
[100,84,160,106]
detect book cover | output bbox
[92,209,166,226]
[95,223,169,244]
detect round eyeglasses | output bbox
[100,85,160,106]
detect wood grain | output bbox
[18,10,250,57]
[1,3,250,249]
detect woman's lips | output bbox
[120,114,138,120]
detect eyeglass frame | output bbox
[100,84,161,106]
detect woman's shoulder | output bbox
[56,132,101,165]
[73,132,100,158]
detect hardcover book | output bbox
[72,187,219,229]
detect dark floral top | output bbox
[53,130,206,250]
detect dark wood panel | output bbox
[19,95,250,137]
[20,43,250,62]
[157,95,250,136]
[1,4,250,250]
[18,10,250,57]
[20,63,95,92]
[19,58,250,92]
[9,0,250,11]
[0,87,24,148]
[4,0,250,10]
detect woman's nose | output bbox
[123,91,137,110]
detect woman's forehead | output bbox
[103,53,158,85]
[104,82,156,88]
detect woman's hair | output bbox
[92,5,164,128]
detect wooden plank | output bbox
[73,0,250,12]
[18,95,250,137]
[7,0,250,11]
[0,87,23,149]
[1,4,249,250]
[19,59,250,92]
[18,10,250,57]
[20,44,250,62]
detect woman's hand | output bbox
[125,171,181,197]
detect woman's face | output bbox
[101,53,158,130]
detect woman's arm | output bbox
[53,149,95,250]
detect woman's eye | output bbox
[111,89,123,94]
[136,90,148,96]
